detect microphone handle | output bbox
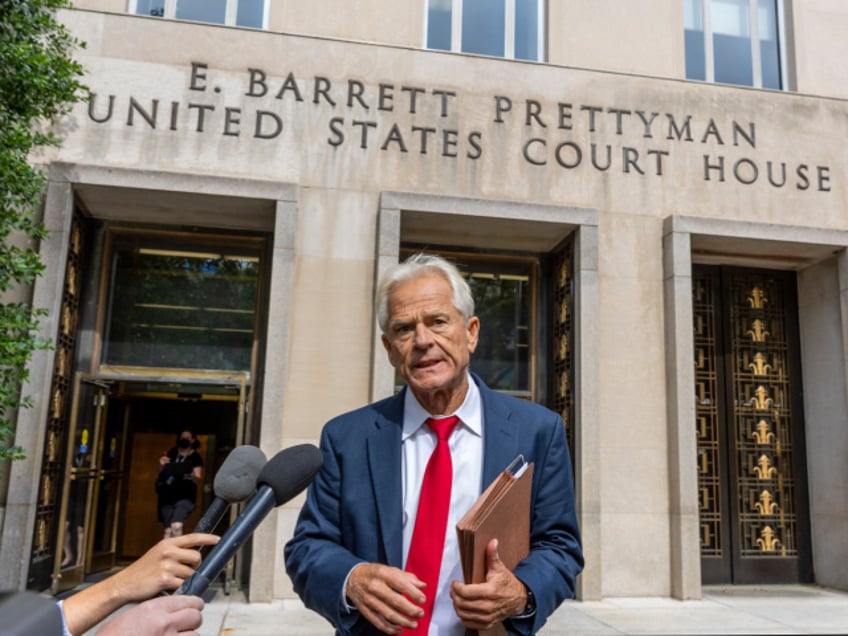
[175,485,276,596]
[192,497,229,534]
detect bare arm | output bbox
[62,532,219,635]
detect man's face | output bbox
[381,272,479,405]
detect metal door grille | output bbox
[693,273,722,557]
[551,239,575,459]
[694,266,810,583]
[27,210,88,589]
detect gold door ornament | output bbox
[746,319,769,342]
[747,286,768,309]
[753,455,778,480]
[748,352,772,376]
[755,490,778,515]
[756,526,781,552]
[751,420,775,445]
[750,386,775,410]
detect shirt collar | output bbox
[401,373,483,440]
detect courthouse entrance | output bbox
[693,266,813,584]
[28,211,269,592]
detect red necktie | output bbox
[405,415,460,635]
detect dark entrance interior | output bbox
[118,388,240,560]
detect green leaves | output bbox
[0,0,86,461]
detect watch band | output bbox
[523,588,536,614]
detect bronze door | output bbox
[87,393,128,573]
[52,374,111,592]
[693,266,812,584]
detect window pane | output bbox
[237,0,265,28]
[462,0,505,57]
[427,0,452,50]
[176,0,227,25]
[712,0,753,86]
[105,245,259,371]
[684,0,706,80]
[712,0,749,36]
[759,0,781,89]
[515,0,539,61]
[135,0,165,17]
[467,270,531,394]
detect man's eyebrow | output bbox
[388,317,413,329]
[424,310,451,320]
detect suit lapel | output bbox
[366,393,405,568]
[478,378,520,488]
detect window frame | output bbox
[424,0,546,62]
[685,0,789,90]
[127,0,269,29]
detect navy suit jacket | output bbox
[284,375,583,635]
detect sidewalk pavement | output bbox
[195,584,848,635]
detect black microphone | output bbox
[175,443,323,596]
[193,445,267,534]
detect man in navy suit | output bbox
[285,253,583,635]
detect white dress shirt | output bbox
[401,375,484,636]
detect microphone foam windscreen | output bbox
[258,444,323,507]
[213,445,268,503]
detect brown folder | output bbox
[456,456,534,636]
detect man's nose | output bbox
[412,323,433,347]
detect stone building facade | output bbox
[0,0,846,604]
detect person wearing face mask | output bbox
[156,428,204,538]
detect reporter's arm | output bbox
[62,533,219,635]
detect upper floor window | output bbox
[130,0,267,29]
[427,0,544,61]
[684,0,785,89]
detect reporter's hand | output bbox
[96,594,203,636]
[450,539,526,631]
[62,533,219,636]
[345,563,426,635]
[111,533,221,601]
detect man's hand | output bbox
[345,563,427,635]
[97,595,204,636]
[450,539,527,631]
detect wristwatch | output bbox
[523,588,536,615]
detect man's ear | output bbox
[466,316,480,353]
[381,334,398,367]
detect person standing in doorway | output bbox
[156,428,203,538]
